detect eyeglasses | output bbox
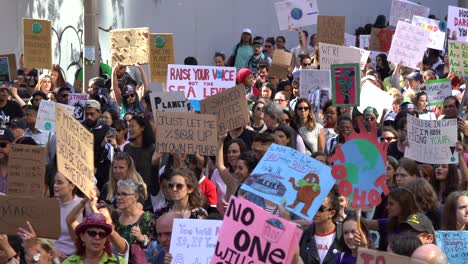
[302,63,312,67]
[86,230,108,238]
[297,107,310,111]
[381,137,396,141]
[318,205,333,212]
[273,99,286,103]
[0,142,9,148]
[255,107,264,112]
[124,93,136,99]
[168,183,186,190]
[116,192,134,197]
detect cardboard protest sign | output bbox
[212,196,303,263]
[319,43,362,70]
[359,35,370,49]
[317,16,345,45]
[155,112,217,156]
[149,91,188,120]
[36,100,74,131]
[169,219,222,263]
[0,54,17,83]
[240,144,335,220]
[344,33,356,47]
[412,16,446,51]
[405,114,458,164]
[0,196,60,239]
[351,47,371,70]
[200,85,250,134]
[331,63,360,107]
[166,64,236,101]
[299,69,330,118]
[110,27,149,66]
[328,120,390,208]
[357,248,425,264]
[388,21,429,69]
[448,40,468,76]
[448,6,468,41]
[56,105,94,198]
[68,93,89,121]
[23,18,52,69]
[435,231,468,264]
[389,0,429,27]
[425,78,451,106]
[7,144,47,197]
[358,81,394,123]
[269,49,292,79]
[274,0,319,31]
[149,33,174,83]
[369,28,395,52]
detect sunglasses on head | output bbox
[168,183,186,190]
[86,230,108,239]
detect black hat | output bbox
[0,128,15,142]
[400,213,434,234]
[6,118,26,129]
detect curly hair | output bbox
[170,168,207,209]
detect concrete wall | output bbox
[0,0,458,83]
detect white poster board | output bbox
[319,43,362,70]
[388,21,430,69]
[359,35,370,49]
[68,93,89,121]
[389,0,430,27]
[412,16,446,51]
[274,0,319,31]
[358,81,394,123]
[36,100,74,131]
[448,5,468,41]
[300,69,330,117]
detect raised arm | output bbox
[10,86,26,107]
[216,132,240,199]
[135,64,149,99]
[111,64,122,106]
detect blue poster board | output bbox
[435,231,468,264]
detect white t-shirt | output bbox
[314,231,336,264]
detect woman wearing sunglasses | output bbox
[63,213,124,264]
[111,64,148,118]
[292,98,325,155]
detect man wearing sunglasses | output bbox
[0,82,23,127]
[299,188,341,264]
[0,127,14,194]
[55,86,71,105]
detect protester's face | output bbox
[169,175,192,202]
[234,159,250,182]
[435,164,449,181]
[276,38,285,49]
[214,56,225,67]
[252,141,271,160]
[57,91,70,104]
[112,159,129,181]
[343,220,358,250]
[124,92,137,104]
[116,127,127,142]
[50,71,59,85]
[282,113,291,126]
[80,228,108,253]
[386,196,402,218]
[0,87,9,101]
[160,179,171,198]
[116,185,138,209]
[376,56,383,67]
[386,162,395,185]
[395,167,416,187]
[456,195,468,227]
[417,95,428,111]
[128,119,144,141]
[102,111,113,126]
[408,79,420,89]
[253,43,263,55]
[261,87,272,98]
[313,197,335,225]
[10,127,24,141]
[263,113,277,129]
[382,131,397,143]
[310,34,318,46]
[227,143,241,168]
[25,109,38,127]
[283,85,292,96]
[315,155,327,165]
[116,65,126,78]
[54,172,74,199]
[443,98,458,118]
[338,120,353,137]
[324,106,338,126]
[274,94,288,110]
[258,67,268,79]
[253,103,264,120]
[292,85,300,97]
[338,195,347,214]
[363,113,377,130]
[296,102,310,119]
[85,108,100,123]
[301,58,312,68]
[31,96,43,107]
[25,243,54,264]
[245,73,255,87]
[156,219,173,252]
[241,33,251,43]
[274,130,289,146]
[264,42,273,53]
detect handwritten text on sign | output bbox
[156,112,217,156]
[448,40,468,76]
[166,64,236,100]
[170,219,222,263]
[425,78,451,106]
[56,105,94,198]
[435,231,468,264]
[389,0,429,27]
[319,43,362,70]
[405,114,458,164]
[357,248,425,264]
[388,21,430,69]
[23,18,52,69]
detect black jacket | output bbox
[299,223,342,264]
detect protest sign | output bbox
[358,81,394,123]
[149,90,188,121]
[388,21,429,69]
[274,0,319,31]
[0,54,17,83]
[319,43,362,70]
[155,112,217,156]
[317,16,345,45]
[351,47,371,70]
[369,28,395,52]
[200,85,250,134]
[299,69,330,118]
[435,231,468,264]
[331,63,360,107]
[56,105,94,198]
[166,64,236,101]
[344,33,356,47]
[359,35,370,49]
[425,79,451,106]
[448,6,468,41]
[7,144,47,197]
[448,40,468,76]
[0,196,60,239]
[110,27,149,66]
[357,248,425,264]
[36,100,74,131]
[269,49,293,79]
[389,0,429,27]
[68,93,89,121]
[240,144,335,220]
[405,114,458,164]
[412,15,446,51]
[170,219,222,263]
[212,196,303,263]
[149,33,174,83]
[23,18,52,69]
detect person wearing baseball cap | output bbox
[6,117,26,142]
[227,28,253,71]
[400,213,435,245]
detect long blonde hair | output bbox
[106,152,147,201]
[34,74,54,93]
